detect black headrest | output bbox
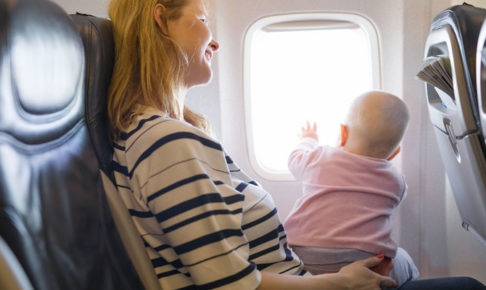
[0,0,84,144]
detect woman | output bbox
[106,0,485,289]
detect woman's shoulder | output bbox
[121,110,204,142]
[118,109,222,155]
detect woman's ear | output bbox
[340,124,348,147]
[154,3,168,34]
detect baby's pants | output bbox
[292,246,419,288]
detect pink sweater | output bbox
[283,138,407,258]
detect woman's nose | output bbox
[209,40,219,52]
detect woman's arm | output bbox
[258,256,397,290]
[126,118,262,289]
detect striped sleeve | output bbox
[121,117,261,289]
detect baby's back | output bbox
[284,145,407,257]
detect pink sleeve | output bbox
[288,137,320,180]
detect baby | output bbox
[284,90,419,287]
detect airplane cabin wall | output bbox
[49,0,486,283]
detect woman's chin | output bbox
[186,72,213,88]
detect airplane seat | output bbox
[70,12,162,290]
[423,3,486,246]
[0,0,143,289]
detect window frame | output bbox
[243,12,382,180]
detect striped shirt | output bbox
[112,107,304,289]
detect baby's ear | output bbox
[340,124,348,147]
[387,146,401,161]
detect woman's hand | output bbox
[258,255,397,290]
[338,256,398,290]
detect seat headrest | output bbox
[0,0,84,145]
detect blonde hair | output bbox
[107,0,210,137]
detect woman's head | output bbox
[154,0,219,88]
[107,0,219,136]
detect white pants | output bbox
[292,246,420,288]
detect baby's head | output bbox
[340,90,409,160]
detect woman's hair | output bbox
[107,0,210,137]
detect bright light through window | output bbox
[244,13,381,179]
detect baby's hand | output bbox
[299,121,319,140]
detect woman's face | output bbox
[166,0,219,88]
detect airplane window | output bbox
[244,13,381,180]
